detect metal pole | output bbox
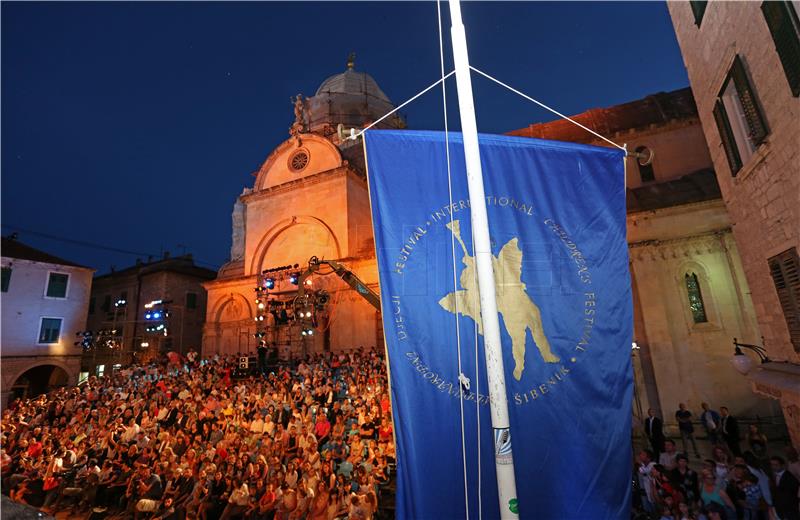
[447,0,519,517]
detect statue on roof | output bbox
[289,94,307,136]
[346,52,356,70]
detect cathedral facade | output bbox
[202,59,401,357]
[204,62,776,428]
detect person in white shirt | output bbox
[121,418,140,443]
[637,449,656,514]
[658,439,678,471]
[250,416,264,434]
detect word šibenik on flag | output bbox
[365,130,632,520]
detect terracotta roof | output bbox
[1,236,89,268]
[627,169,721,213]
[93,255,217,281]
[507,87,698,144]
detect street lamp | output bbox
[731,337,769,375]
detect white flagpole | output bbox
[447,0,519,518]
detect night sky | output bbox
[2,1,688,274]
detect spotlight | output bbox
[153,312,161,319]
[258,302,265,310]
[305,279,312,286]
[145,312,152,320]
[265,278,275,289]
[290,273,299,285]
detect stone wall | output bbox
[669,0,800,443]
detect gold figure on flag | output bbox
[439,220,559,380]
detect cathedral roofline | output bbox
[507,87,698,144]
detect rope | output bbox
[469,66,628,153]
[437,1,470,517]
[350,71,455,141]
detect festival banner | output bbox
[364,130,632,519]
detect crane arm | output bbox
[297,256,381,310]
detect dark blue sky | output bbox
[2,1,688,274]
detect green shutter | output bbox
[730,55,769,146]
[762,1,800,97]
[690,0,708,26]
[1,267,11,292]
[768,248,800,352]
[712,100,743,176]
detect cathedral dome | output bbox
[305,54,402,135]
[315,69,392,104]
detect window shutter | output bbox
[768,248,800,353]
[730,56,769,146]
[46,273,69,298]
[690,0,708,26]
[712,100,743,175]
[762,1,800,97]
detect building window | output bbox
[685,273,708,323]
[38,317,63,344]
[690,0,708,26]
[102,295,111,312]
[186,292,198,310]
[635,146,655,183]
[768,248,800,352]
[762,1,800,97]
[46,272,69,298]
[88,297,96,315]
[712,55,769,176]
[1,267,11,292]
[288,150,309,173]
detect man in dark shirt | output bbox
[771,456,800,520]
[675,403,700,458]
[644,408,665,459]
[719,406,741,456]
[670,454,699,504]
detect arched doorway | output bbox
[8,365,70,404]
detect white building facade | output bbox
[1,237,93,407]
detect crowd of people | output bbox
[637,404,800,520]
[1,349,396,519]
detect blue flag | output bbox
[364,130,632,520]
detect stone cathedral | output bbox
[202,57,402,357]
[204,59,776,424]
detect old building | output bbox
[85,254,215,374]
[509,87,776,425]
[1,236,94,406]
[203,57,402,357]
[668,0,800,444]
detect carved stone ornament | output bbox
[289,94,307,136]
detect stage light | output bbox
[290,272,299,285]
[305,279,312,286]
[153,312,161,319]
[145,312,152,320]
[265,278,275,289]
[258,302,265,310]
